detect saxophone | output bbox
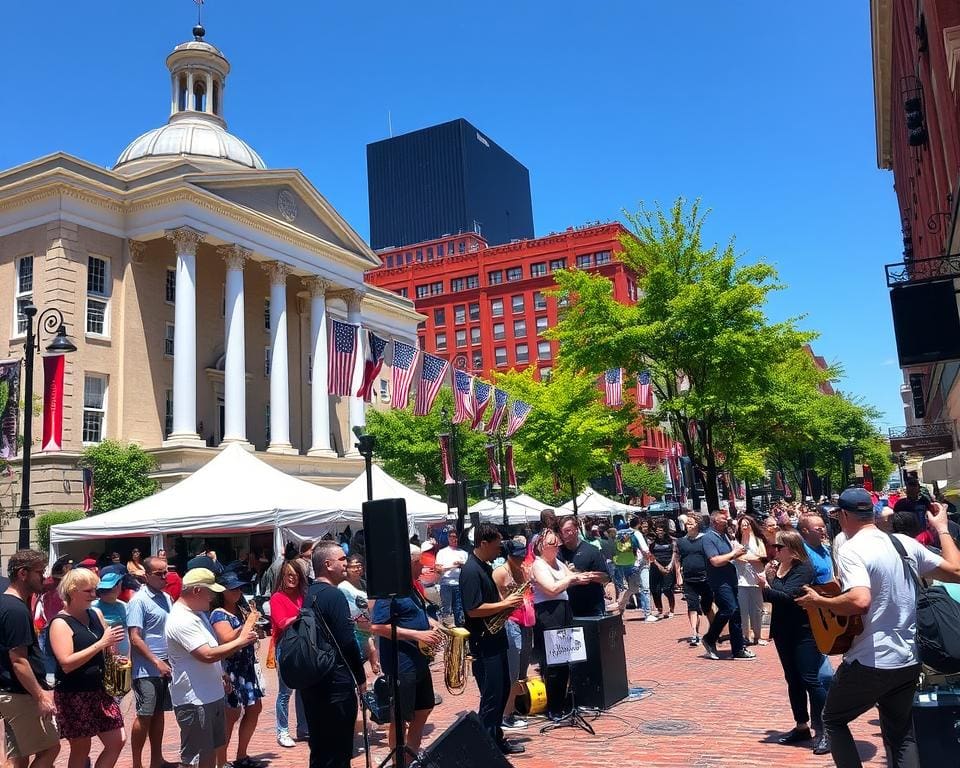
[419,625,471,695]
[484,579,531,635]
[103,648,132,697]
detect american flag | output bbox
[486,444,500,486]
[327,320,358,396]
[414,353,449,416]
[485,388,509,434]
[452,370,474,424]
[505,443,517,488]
[357,331,388,401]
[471,380,493,430]
[390,340,418,409]
[637,370,652,410]
[613,461,623,495]
[604,368,623,407]
[505,400,532,437]
[82,467,95,513]
[439,434,454,484]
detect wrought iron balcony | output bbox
[885,253,960,287]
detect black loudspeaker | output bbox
[571,614,629,709]
[913,690,960,765]
[890,280,960,367]
[362,498,412,599]
[421,711,514,768]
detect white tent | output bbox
[49,444,345,561]
[559,488,644,517]
[469,492,550,525]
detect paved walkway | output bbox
[94,611,885,767]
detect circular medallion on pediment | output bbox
[278,189,298,222]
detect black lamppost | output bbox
[18,304,77,550]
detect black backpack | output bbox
[277,592,339,689]
[889,534,960,674]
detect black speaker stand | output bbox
[540,662,597,736]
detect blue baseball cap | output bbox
[96,572,123,591]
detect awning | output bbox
[922,452,955,484]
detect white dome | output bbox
[115,114,266,170]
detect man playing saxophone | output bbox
[369,544,444,755]
[492,538,534,730]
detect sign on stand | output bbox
[543,627,587,666]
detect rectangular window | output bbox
[447,242,455,255]
[488,270,503,285]
[511,294,524,314]
[466,274,479,289]
[539,366,552,380]
[431,281,443,296]
[515,343,529,363]
[164,323,175,357]
[538,340,552,360]
[398,287,408,298]
[533,291,547,310]
[530,262,547,278]
[513,319,527,338]
[385,255,394,268]
[417,321,426,332]
[434,308,446,325]
[165,268,176,304]
[495,347,507,366]
[576,254,593,269]
[418,335,425,348]
[455,329,467,348]
[595,250,612,265]
[549,258,567,271]
[454,305,466,324]
[507,267,522,282]
[405,252,413,264]
[470,326,481,345]
[86,255,110,335]
[416,249,423,262]
[491,298,504,317]
[379,379,389,401]
[469,302,480,321]
[436,332,447,350]
[264,298,271,331]
[458,240,466,254]
[536,316,549,334]
[14,255,33,336]
[264,346,271,376]
[427,247,434,261]
[307,353,313,383]
[416,284,430,299]
[164,389,173,439]
[472,352,483,370]
[265,404,271,445]
[493,322,506,340]
[82,374,107,444]
[451,277,465,292]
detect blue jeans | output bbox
[440,582,464,626]
[275,645,309,738]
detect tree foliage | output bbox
[81,441,158,515]
[37,510,85,552]
[618,462,666,498]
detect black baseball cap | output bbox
[504,540,527,558]
[838,487,874,517]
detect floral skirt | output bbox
[54,689,124,740]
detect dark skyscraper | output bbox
[366,118,534,250]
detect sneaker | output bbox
[733,649,757,660]
[500,740,526,755]
[666,612,674,619]
[501,715,528,729]
[277,732,295,748]
[688,635,700,647]
[644,614,660,623]
[702,638,720,660]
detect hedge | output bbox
[36,510,85,553]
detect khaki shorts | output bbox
[0,692,59,759]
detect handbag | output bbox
[253,658,268,694]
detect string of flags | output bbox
[325,318,532,435]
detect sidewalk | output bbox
[96,612,885,767]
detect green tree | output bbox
[618,462,666,498]
[550,198,810,509]
[36,510,85,552]
[81,440,158,514]
[364,389,489,500]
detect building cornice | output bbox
[870,0,893,169]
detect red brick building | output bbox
[365,222,674,466]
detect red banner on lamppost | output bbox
[41,355,64,452]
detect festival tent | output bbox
[469,492,550,525]
[559,487,644,517]
[49,443,348,562]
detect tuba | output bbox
[103,649,132,697]
[419,625,471,695]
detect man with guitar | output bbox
[796,488,960,768]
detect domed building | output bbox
[0,26,421,557]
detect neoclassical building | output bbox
[0,26,420,552]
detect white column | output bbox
[304,277,336,457]
[186,72,194,110]
[264,262,296,454]
[205,73,214,114]
[170,74,177,115]
[163,227,205,447]
[345,289,365,456]
[219,245,252,448]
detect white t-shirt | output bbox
[164,602,224,706]
[734,538,762,588]
[436,546,468,585]
[338,580,366,620]
[633,531,650,568]
[834,528,943,669]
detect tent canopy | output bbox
[560,488,644,517]
[469,493,550,525]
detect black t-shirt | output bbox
[676,535,708,582]
[459,552,508,656]
[557,541,606,617]
[307,582,365,691]
[650,538,675,567]
[0,593,47,693]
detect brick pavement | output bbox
[92,612,886,768]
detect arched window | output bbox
[193,80,206,111]
[212,81,220,115]
[178,76,188,111]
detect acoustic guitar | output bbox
[804,581,864,655]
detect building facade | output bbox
[365,222,675,467]
[366,118,535,250]
[872,1,960,483]
[0,28,421,552]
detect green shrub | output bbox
[37,510,85,553]
[81,441,158,515]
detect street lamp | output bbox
[18,304,77,550]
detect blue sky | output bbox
[0,2,905,425]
